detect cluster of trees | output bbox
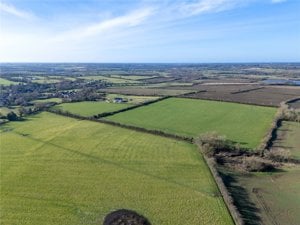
[281,106,300,122]
[61,88,105,102]
[0,79,108,107]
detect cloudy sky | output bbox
[0,0,299,62]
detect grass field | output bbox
[0,78,19,86]
[79,76,140,84]
[107,98,277,149]
[0,112,233,225]
[52,101,129,117]
[227,167,300,225]
[272,121,300,159]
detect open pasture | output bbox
[79,75,140,84]
[32,98,62,104]
[227,167,300,225]
[0,78,19,86]
[52,101,129,117]
[271,121,300,159]
[107,98,277,149]
[0,112,233,225]
[110,75,157,80]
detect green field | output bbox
[80,76,140,84]
[52,101,129,117]
[0,112,233,225]
[0,78,19,86]
[273,121,300,159]
[228,167,300,225]
[107,98,277,148]
[110,75,157,80]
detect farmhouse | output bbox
[113,97,127,103]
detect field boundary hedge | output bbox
[259,97,300,152]
[200,152,244,225]
[46,109,193,143]
[93,96,171,118]
[230,87,264,94]
[180,95,278,108]
[177,90,207,97]
[101,90,167,97]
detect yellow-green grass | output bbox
[145,82,194,88]
[0,112,233,225]
[0,78,19,86]
[32,98,62,104]
[79,76,140,84]
[52,101,129,117]
[106,94,159,105]
[0,107,19,116]
[231,167,300,225]
[107,98,277,149]
[32,79,61,84]
[110,75,157,80]
[273,121,300,159]
[48,76,77,81]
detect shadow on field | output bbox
[219,171,262,225]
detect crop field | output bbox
[183,85,300,107]
[100,87,193,96]
[107,98,277,149]
[79,76,140,84]
[0,112,233,225]
[145,82,194,88]
[52,101,130,117]
[110,75,157,80]
[288,99,300,109]
[0,78,19,86]
[272,121,300,159]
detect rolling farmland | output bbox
[52,101,129,117]
[107,98,277,149]
[272,121,300,159]
[227,167,300,225]
[0,112,233,225]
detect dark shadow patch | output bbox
[219,171,262,225]
[103,209,151,225]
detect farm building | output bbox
[113,97,127,103]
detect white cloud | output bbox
[177,0,244,16]
[0,2,34,19]
[51,7,154,42]
[271,0,287,3]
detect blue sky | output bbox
[0,0,299,62]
